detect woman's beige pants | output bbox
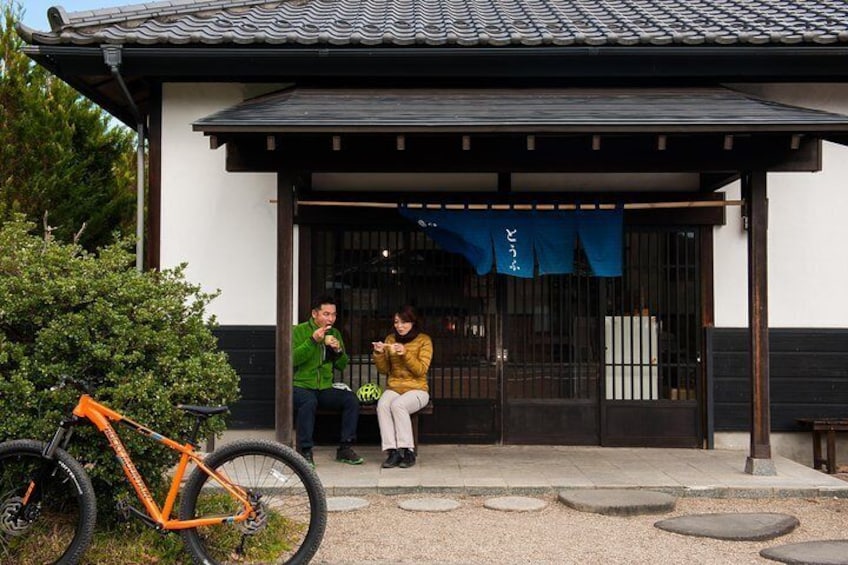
[377,389,430,451]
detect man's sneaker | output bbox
[298,449,314,468]
[336,445,364,465]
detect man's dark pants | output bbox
[293,386,360,451]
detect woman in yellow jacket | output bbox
[372,304,432,468]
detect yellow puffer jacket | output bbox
[373,332,432,394]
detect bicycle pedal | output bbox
[115,499,132,523]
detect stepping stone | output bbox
[559,489,676,516]
[326,496,369,513]
[483,496,547,512]
[760,540,848,565]
[398,498,461,512]
[655,513,799,541]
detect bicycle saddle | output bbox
[177,405,229,417]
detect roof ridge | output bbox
[47,0,276,31]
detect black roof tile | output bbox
[192,87,848,133]
[19,0,848,48]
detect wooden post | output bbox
[276,174,295,446]
[700,226,715,449]
[743,171,776,475]
[147,82,162,271]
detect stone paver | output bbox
[558,489,677,516]
[760,540,848,565]
[654,512,800,541]
[483,496,547,512]
[211,443,848,499]
[398,498,461,512]
[326,496,369,513]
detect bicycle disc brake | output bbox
[0,496,40,537]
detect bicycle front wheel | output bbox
[0,439,97,565]
[179,439,326,565]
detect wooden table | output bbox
[796,418,848,474]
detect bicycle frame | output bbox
[56,394,254,530]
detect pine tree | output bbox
[0,1,137,250]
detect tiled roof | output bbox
[193,87,848,133]
[20,0,848,47]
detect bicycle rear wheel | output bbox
[179,439,326,564]
[0,439,97,565]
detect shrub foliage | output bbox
[0,217,240,517]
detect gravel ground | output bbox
[314,474,848,564]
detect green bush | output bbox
[0,216,240,520]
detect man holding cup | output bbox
[292,294,363,466]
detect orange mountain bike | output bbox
[0,377,326,564]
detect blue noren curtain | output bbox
[400,206,620,278]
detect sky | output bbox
[21,0,134,30]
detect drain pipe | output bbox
[102,45,145,272]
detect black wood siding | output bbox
[213,326,383,443]
[711,328,848,431]
[214,326,276,429]
[216,326,848,433]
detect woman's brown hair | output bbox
[395,304,419,326]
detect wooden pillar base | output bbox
[745,456,777,476]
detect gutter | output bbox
[102,45,146,272]
[21,45,848,80]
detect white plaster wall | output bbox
[714,84,848,327]
[161,84,277,325]
[159,82,848,329]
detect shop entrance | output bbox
[308,225,701,446]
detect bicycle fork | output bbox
[8,418,82,532]
[43,416,81,459]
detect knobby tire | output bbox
[0,439,97,565]
[179,439,327,564]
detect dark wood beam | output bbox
[743,170,775,475]
[275,173,296,446]
[824,134,848,147]
[221,134,821,174]
[146,81,162,271]
[297,225,312,323]
[26,45,848,83]
[295,173,313,323]
[700,172,739,193]
[700,225,715,449]
[497,172,511,193]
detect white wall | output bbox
[714,84,848,328]
[160,82,848,329]
[161,84,277,325]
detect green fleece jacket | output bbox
[292,319,349,390]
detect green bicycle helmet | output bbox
[356,382,383,405]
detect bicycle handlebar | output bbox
[51,375,94,395]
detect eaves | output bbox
[24,44,848,82]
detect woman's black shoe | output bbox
[398,448,416,468]
[381,448,402,468]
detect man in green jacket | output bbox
[292,294,363,466]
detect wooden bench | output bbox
[796,417,848,474]
[316,401,434,445]
[206,402,434,453]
